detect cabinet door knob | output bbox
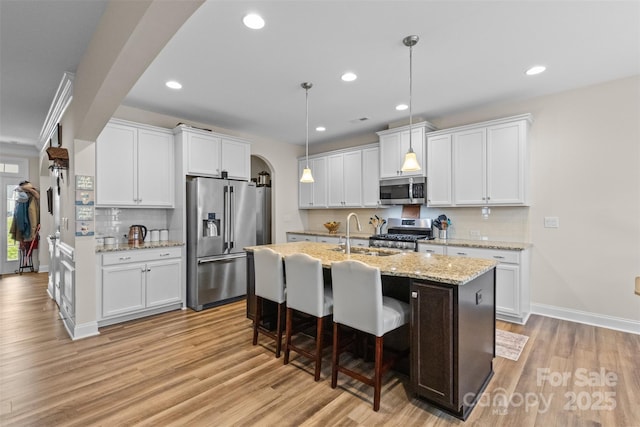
[411,291,418,299]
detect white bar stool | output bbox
[283,253,333,381]
[252,247,286,358]
[330,259,410,411]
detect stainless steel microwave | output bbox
[379,176,426,205]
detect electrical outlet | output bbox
[469,230,481,238]
[544,217,560,228]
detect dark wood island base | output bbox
[411,269,495,420]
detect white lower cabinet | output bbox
[419,243,530,324]
[286,233,317,242]
[98,247,183,326]
[316,236,341,244]
[416,243,446,255]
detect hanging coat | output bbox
[10,190,39,242]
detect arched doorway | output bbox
[251,155,273,245]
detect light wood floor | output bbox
[1,273,639,426]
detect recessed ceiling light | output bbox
[525,65,546,76]
[316,126,326,132]
[396,104,408,111]
[341,72,357,82]
[243,13,265,30]
[165,80,182,90]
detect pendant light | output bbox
[400,35,421,172]
[300,82,315,183]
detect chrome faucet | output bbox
[345,212,362,254]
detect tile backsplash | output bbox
[305,205,529,242]
[95,208,169,242]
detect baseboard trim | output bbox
[60,312,99,340]
[531,303,640,335]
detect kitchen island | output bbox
[244,242,497,420]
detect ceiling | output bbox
[2,1,639,149]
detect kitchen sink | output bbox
[328,246,400,257]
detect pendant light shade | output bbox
[400,35,421,173]
[300,82,315,183]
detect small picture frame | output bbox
[50,123,62,147]
[75,175,94,190]
[75,190,94,205]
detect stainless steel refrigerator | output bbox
[255,187,271,245]
[186,177,256,311]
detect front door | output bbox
[0,158,29,275]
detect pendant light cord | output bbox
[408,42,413,152]
[305,86,310,167]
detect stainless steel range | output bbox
[369,218,434,251]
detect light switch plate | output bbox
[544,216,560,228]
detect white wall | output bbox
[433,76,640,324]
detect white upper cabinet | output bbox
[361,146,381,207]
[327,151,362,207]
[175,125,251,181]
[427,114,531,207]
[298,144,380,210]
[96,120,174,208]
[137,128,175,206]
[186,132,221,177]
[298,157,327,209]
[453,128,486,205]
[485,121,527,205]
[426,133,452,206]
[221,137,251,180]
[377,121,436,179]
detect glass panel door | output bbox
[3,181,19,274]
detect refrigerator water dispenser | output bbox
[204,213,219,237]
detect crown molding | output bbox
[40,72,74,152]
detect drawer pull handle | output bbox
[493,255,505,259]
[119,256,131,261]
[456,252,467,256]
[426,250,434,253]
[159,253,171,257]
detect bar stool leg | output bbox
[373,336,384,411]
[275,302,284,358]
[283,307,293,364]
[314,316,324,381]
[331,322,340,388]
[253,295,262,346]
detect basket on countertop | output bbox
[323,221,340,234]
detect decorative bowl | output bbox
[323,221,340,234]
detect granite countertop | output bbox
[418,238,531,251]
[245,242,496,286]
[96,241,184,253]
[287,230,375,239]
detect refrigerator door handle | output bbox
[229,186,235,250]
[198,253,246,264]
[223,185,229,252]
